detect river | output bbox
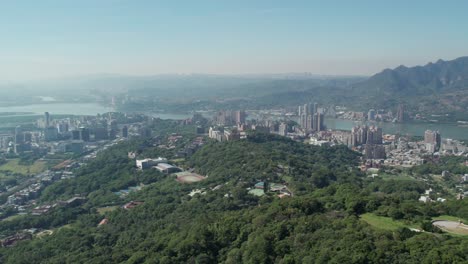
[0,103,466,140]
[0,103,113,116]
[324,118,468,140]
[0,103,192,120]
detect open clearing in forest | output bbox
[432,215,468,224]
[378,172,415,182]
[360,213,416,231]
[175,171,206,183]
[0,159,47,177]
[97,206,119,215]
[433,220,468,236]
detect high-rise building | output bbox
[424,130,441,152]
[352,125,385,159]
[367,126,382,145]
[109,120,118,131]
[23,132,32,143]
[397,104,405,122]
[278,122,288,136]
[234,110,246,124]
[368,109,376,121]
[44,127,58,142]
[358,126,368,145]
[94,127,108,140]
[71,130,81,140]
[57,122,69,134]
[79,127,90,142]
[316,113,323,132]
[138,127,151,138]
[313,103,319,115]
[303,104,309,116]
[298,102,323,132]
[122,126,128,138]
[45,112,50,128]
[14,126,24,145]
[300,114,307,131]
[364,144,386,159]
[13,126,26,153]
[307,115,313,131]
[311,113,324,132]
[215,111,228,125]
[351,125,382,146]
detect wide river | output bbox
[324,118,468,141]
[0,103,466,140]
[0,103,113,116]
[0,103,191,120]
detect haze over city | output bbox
[1,0,468,81]
[1,2,468,262]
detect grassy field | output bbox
[432,215,468,224]
[378,172,415,181]
[282,175,293,183]
[0,159,47,176]
[1,214,25,222]
[360,213,416,231]
[97,206,119,215]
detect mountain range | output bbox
[350,56,468,118]
[357,56,468,95]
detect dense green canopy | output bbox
[1,133,467,263]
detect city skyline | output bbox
[1,1,468,81]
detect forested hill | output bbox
[350,56,468,115]
[188,133,362,192]
[356,56,468,96]
[1,133,468,263]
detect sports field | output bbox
[175,171,206,183]
[433,220,468,236]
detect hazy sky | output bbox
[1,0,468,81]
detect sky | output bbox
[1,0,468,81]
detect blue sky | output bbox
[1,0,468,80]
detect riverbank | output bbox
[324,118,468,141]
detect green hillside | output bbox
[1,133,468,263]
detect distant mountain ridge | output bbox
[356,56,468,96]
[349,56,468,119]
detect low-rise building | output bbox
[419,196,432,203]
[155,163,181,174]
[136,157,168,170]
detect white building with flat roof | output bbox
[155,163,180,174]
[136,157,168,170]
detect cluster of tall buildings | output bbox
[208,127,241,142]
[351,125,385,159]
[278,122,288,136]
[13,126,35,154]
[351,125,383,146]
[424,130,441,153]
[298,102,324,132]
[40,112,129,143]
[214,110,246,126]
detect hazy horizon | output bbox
[2,1,468,82]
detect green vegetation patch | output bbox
[432,215,468,223]
[97,206,119,215]
[1,214,25,222]
[378,172,415,182]
[0,159,47,176]
[360,213,414,231]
